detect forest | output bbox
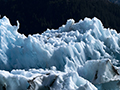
[0,0,120,36]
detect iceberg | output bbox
[0,16,120,89]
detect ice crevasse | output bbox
[0,16,120,90]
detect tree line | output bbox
[0,0,120,36]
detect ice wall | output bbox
[0,16,120,71]
[1,16,120,90]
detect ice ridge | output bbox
[0,16,120,90]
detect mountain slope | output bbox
[109,0,120,4]
[0,0,120,35]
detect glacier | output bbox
[0,16,120,90]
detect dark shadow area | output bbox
[0,0,120,36]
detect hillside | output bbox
[0,0,120,35]
[109,0,120,4]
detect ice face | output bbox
[0,16,120,71]
[0,68,98,90]
[0,16,120,90]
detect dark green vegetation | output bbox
[0,0,120,36]
[109,0,120,5]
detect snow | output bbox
[0,69,97,90]
[0,16,120,89]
